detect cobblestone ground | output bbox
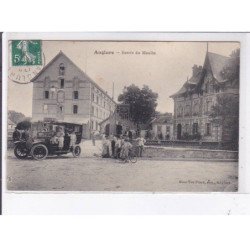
[6,141,238,192]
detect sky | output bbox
[8,41,240,117]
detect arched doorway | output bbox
[105,124,110,136]
[177,124,182,140]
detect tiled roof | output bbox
[207,52,232,82]
[170,51,236,98]
[170,81,196,98]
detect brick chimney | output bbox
[192,64,202,77]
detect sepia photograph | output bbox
[6,39,240,192]
[1,1,250,247]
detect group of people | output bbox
[100,134,146,162]
[50,126,77,149]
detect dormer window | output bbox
[59,63,65,75]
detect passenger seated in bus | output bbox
[50,126,65,149]
[69,131,77,148]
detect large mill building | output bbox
[31,51,116,138]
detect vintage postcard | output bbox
[4,35,240,192]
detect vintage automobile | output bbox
[13,121,83,160]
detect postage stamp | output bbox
[8,40,44,84]
[12,40,42,66]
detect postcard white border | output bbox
[2,32,250,214]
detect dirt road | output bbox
[6,150,238,192]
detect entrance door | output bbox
[177,124,182,140]
[105,124,110,136]
[116,125,122,135]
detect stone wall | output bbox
[143,146,238,160]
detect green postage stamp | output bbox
[12,40,42,66]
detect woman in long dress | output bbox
[56,126,65,149]
[102,135,111,158]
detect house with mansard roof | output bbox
[31,51,116,138]
[170,50,239,142]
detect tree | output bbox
[118,84,158,126]
[16,120,32,130]
[210,94,239,144]
[211,48,240,147]
[8,110,31,128]
[8,110,26,124]
[220,48,240,84]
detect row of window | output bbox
[92,92,114,111]
[44,90,79,100]
[43,103,110,117]
[91,105,109,119]
[176,100,212,117]
[43,104,111,117]
[43,104,78,114]
[45,78,82,90]
[181,122,211,136]
[44,78,65,91]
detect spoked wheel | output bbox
[129,151,137,163]
[14,143,29,159]
[31,144,48,160]
[72,145,81,158]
